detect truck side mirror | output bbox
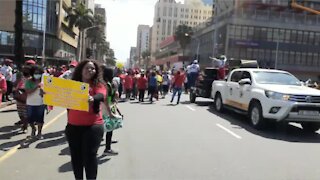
[239,78,251,86]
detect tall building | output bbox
[129,47,137,68]
[136,25,150,67]
[0,0,78,64]
[150,0,213,56]
[187,0,320,80]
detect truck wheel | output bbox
[249,102,266,130]
[301,122,320,133]
[214,94,224,112]
[190,92,196,103]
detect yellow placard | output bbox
[43,76,89,112]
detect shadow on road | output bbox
[58,155,111,173]
[35,130,66,149]
[59,147,70,156]
[0,109,18,113]
[59,161,72,173]
[0,125,20,133]
[207,106,320,143]
[0,139,24,151]
[0,130,24,140]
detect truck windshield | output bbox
[253,71,301,86]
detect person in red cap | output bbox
[25,59,36,65]
[59,61,78,79]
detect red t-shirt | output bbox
[68,83,106,126]
[137,77,147,89]
[0,74,7,104]
[173,73,185,88]
[124,75,133,89]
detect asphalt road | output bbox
[0,94,320,180]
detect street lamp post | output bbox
[275,30,282,69]
[196,38,200,60]
[79,25,99,61]
[41,1,47,67]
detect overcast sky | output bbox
[95,0,184,63]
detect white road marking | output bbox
[186,105,196,111]
[216,123,242,139]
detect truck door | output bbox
[226,71,243,109]
[238,71,252,111]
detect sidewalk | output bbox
[0,100,16,109]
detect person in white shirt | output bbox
[162,71,171,98]
[1,59,13,101]
[187,60,200,88]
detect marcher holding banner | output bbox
[65,60,106,180]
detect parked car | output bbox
[211,68,320,132]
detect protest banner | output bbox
[43,76,89,111]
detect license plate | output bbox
[299,110,320,116]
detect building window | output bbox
[301,52,307,65]
[289,51,295,64]
[163,7,167,16]
[283,51,289,64]
[169,7,172,17]
[296,52,301,65]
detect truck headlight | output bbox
[265,90,290,101]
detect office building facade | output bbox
[188,0,320,80]
[0,0,78,64]
[136,25,150,67]
[150,0,213,57]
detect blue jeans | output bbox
[171,87,182,104]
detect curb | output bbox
[0,100,16,109]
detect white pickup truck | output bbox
[211,68,320,132]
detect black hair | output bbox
[72,60,104,86]
[103,66,114,83]
[29,65,44,81]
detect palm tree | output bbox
[142,50,151,68]
[105,48,116,66]
[14,0,24,69]
[175,25,193,56]
[86,14,106,60]
[65,2,94,61]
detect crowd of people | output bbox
[0,57,202,179]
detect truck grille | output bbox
[289,95,320,103]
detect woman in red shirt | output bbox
[137,73,148,102]
[170,70,185,105]
[65,60,106,180]
[0,72,7,106]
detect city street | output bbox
[1,94,320,180]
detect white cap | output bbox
[193,60,198,64]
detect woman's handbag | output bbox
[13,89,27,103]
[103,104,123,132]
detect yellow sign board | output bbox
[43,76,89,112]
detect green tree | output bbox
[65,2,94,61]
[142,50,151,68]
[86,14,107,60]
[105,48,116,66]
[174,25,193,56]
[14,0,24,69]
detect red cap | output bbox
[69,60,78,67]
[25,59,36,65]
